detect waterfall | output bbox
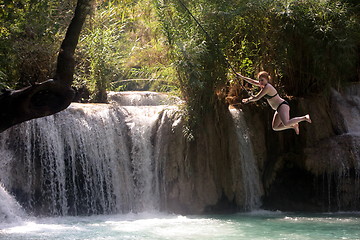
[328,85,360,210]
[0,184,25,222]
[305,84,360,210]
[0,92,178,216]
[229,108,263,210]
[108,91,180,211]
[0,91,262,216]
[0,104,133,215]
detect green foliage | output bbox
[276,0,360,95]
[118,0,178,93]
[153,0,360,137]
[0,0,76,88]
[0,0,177,101]
[1,0,359,114]
[76,1,126,102]
[157,0,360,104]
[226,0,360,96]
[74,0,177,101]
[155,0,229,134]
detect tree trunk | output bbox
[0,0,93,133]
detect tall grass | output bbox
[276,0,359,95]
[76,1,126,102]
[155,0,229,135]
[74,0,177,101]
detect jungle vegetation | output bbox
[0,0,359,128]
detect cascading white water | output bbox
[122,106,161,211]
[0,184,25,222]
[113,106,171,210]
[0,103,135,215]
[108,91,180,212]
[0,92,179,216]
[0,91,263,217]
[229,108,263,210]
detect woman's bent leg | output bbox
[273,105,300,134]
[277,105,311,134]
[272,110,295,132]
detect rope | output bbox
[112,78,164,83]
[176,0,252,97]
[177,0,238,76]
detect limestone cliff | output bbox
[256,83,360,211]
[154,103,263,214]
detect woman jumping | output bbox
[238,71,311,135]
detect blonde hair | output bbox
[257,71,271,82]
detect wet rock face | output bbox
[330,84,360,134]
[155,106,264,214]
[303,84,360,211]
[261,83,360,212]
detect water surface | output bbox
[1,211,359,240]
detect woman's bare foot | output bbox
[293,123,299,135]
[305,114,312,123]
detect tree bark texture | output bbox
[0,0,93,133]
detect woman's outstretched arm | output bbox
[242,87,269,103]
[236,73,260,87]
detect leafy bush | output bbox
[0,0,76,88]
[0,0,177,101]
[157,0,360,104]
[156,0,229,133]
[229,0,360,95]
[1,0,358,108]
[74,0,177,102]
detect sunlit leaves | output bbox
[73,0,176,100]
[0,0,77,88]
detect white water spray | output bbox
[0,92,263,217]
[229,108,263,210]
[0,184,25,222]
[0,92,178,216]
